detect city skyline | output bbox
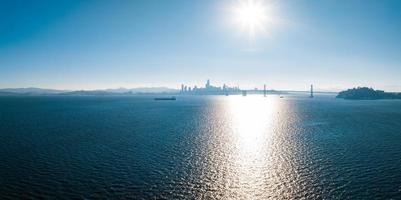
[1,0,401,91]
[180,79,241,95]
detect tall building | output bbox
[310,84,314,98]
[264,84,267,97]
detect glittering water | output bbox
[0,95,401,199]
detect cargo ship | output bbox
[154,96,176,101]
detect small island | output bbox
[336,87,401,100]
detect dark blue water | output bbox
[0,95,401,199]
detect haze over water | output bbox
[1,95,400,199]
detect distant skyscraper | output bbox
[206,79,210,88]
[264,84,267,97]
[310,84,314,98]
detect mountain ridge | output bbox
[0,87,179,95]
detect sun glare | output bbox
[230,0,276,38]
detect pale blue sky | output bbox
[0,0,400,91]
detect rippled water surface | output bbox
[1,95,401,199]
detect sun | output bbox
[230,0,275,38]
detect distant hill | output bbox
[0,88,70,95]
[0,87,178,96]
[336,87,401,100]
[59,90,118,96]
[104,87,178,94]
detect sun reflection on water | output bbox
[200,95,296,199]
[228,95,277,153]
[225,95,279,198]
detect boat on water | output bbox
[154,96,176,101]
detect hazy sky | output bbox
[1,0,400,91]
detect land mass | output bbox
[0,87,178,96]
[336,87,401,100]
